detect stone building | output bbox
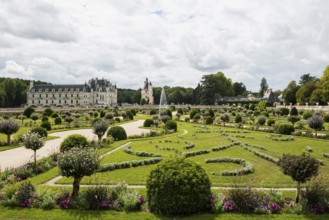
[262,88,276,102]
[141,78,154,104]
[27,78,117,107]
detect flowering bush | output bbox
[55,192,70,209]
[15,182,36,208]
[268,202,282,213]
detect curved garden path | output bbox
[0,120,147,170]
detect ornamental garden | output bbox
[0,104,329,219]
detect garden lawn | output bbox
[55,122,329,187]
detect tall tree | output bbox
[200,72,233,105]
[299,73,317,85]
[283,81,299,104]
[232,82,247,96]
[259,77,268,97]
[296,81,317,104]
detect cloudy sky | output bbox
[1,0,329,91]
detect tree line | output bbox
[282,66,329,105]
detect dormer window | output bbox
[45,89,48,92]
[65,88,68,92]
[70,88,74,92]
[39,89,42,92]
[76,88,79,92]
[59,88,62,92]
[32,89,35,92]
[52,88,55,92]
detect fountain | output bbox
[159,87,168,116]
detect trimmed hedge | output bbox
[268,134,294,141]
[183,141,195,150]
[276,124,295,135]
[124,144,162,157]
[165,120,177,131]
[323,153,329,158]
[212,144,235,152]
[60,134,90,152]
[99,158,163,172]
[183,150,210,158]
[143,119,154,127]
[205,157,254,176]
[30,127,48,137]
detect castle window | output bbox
[59,100,61,104]
[46,100,48,104]
[46,94,48,98]
[45,89,48,92]
[32,94,34,98]
[59,94,61,98]
[76,88,79,92]
[70,88,74,92]
[32,100,34,104]
[71,100,73,104]
[32,89,35,92]
[59,88,62,92]
[39,94,41,98]
[52,88,55,92]
[65,88,68,92]
[71,94,73,97]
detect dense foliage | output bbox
[60,134,90,152]
[146,158,212,216]
[107,126,127,141]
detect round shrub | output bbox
[125,110,134,120]
[54,117,62,125]
[165,120,177,131]
[261,111,269,117]
[24,107,35,118]
[147,158,212,216]
[51,112,59,118]
[257,116,266,126]
[277,124,295,135]
[41,121,51,131]
[303,111,312,119]
[177,108,183,115]
[267,119,276,126]
[150,109,157,115]
[41,116,49,122]
[205,116,213,125]
[30,127,48,137]
[235,115,242,123]
[105,113,114,120]
[324,114,329,123]
[131,109,136,116]
[280,107,290,116]
[107,126,127,141]
[193,113,201,120]
[114,117,121,122]
[189,109,200,119]
[143,119,154,127]
[60,134,90,152]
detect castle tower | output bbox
[141,78,154,105]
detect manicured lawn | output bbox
[55,121,329,187]
[0,207,328,220]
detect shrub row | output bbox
[159,147,176,151]
[212,144,235,152]
[242,143,268,151]
[183,141,195,150]
[183,150,210,158]
[267,134,294,141]
[227,137,240,145]
[99,158,163,172]
[306,146,313,153]
[124,144,162,157]
[324,153,329,158]
[235,135,255,139]
[241,144,279,164]
[205,157,254,176]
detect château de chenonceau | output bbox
[26,78,117,107]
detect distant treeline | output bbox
[1,71,249,107]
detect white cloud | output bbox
[0,0,329,91]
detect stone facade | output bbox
[27,78,117,107]
[141,78,154,104]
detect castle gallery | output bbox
[27,78,117,107]
[26,77,155,107]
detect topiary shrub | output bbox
[280,107,290,116]
[24,106,35,118]
[51,112,59,118]
[205,116,213,125]
[267,119,275,126]
[54,117,62,125]
[165,120,177,132]
[60,134,90,152]
[41,121,51,131]
[303,111,312,119]
[257,116,266,126]
[143,119,154,127]
[277,124,295,135]
[30,127,48,137]
[290,107,298,116]
[125,110,134,120]
[189,109,200,119]
[235,115,242,123]
[146,158,212,216]
[150,109,157,115]
[107,126,127,141]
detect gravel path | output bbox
[0,120,147,170]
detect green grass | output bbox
[0,207,328,220]
[54,121,329,187]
